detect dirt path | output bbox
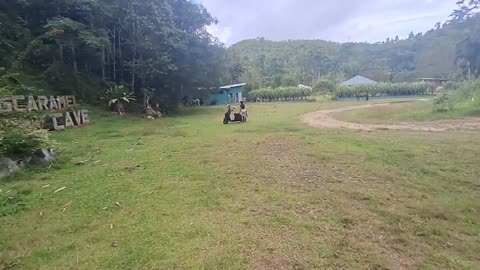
[302,102,480,132]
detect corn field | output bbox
[335,82,434,97]
[248,86,313,101]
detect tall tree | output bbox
[456,32,480,78]
[452,0,480,21]
[0,0,226,107]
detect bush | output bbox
[447,81,480,113]
[433,93,449,112]
[0,69,47,96]
[443,81,461,91]
[0,118,52,159]
[313,79,336,93]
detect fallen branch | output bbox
[54,187,66,193]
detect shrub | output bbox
[0,118,52,159]
[313,79,336,93]
[443,81,461,91]
[0,70,46,96]
[433,93,449,112]
[447,81,480,113]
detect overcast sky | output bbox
[200,0,458,45]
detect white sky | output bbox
[200,0,458,45]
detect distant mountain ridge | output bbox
[227,15,479,88]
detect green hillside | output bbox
[228,15,480,89]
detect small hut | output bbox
[204,83,246,106]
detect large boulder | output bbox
[0,158,20,180]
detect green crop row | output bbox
[249,86,312,101]
[336,82,435,97]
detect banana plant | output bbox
[105,85,135,115]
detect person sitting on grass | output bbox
[239,101,248,122]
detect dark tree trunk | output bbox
[71,43,78,73]
[131,19,137,90]
[118,27,123,84]
[101,46,106,81]
[59,43,64,63]
[112,26,117,83]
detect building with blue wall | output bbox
[205,83,246,106]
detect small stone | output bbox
[0,158,21,179]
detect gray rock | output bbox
[30,148,56,165]
[0,158,21,179]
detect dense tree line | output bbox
[228,13,480,93]
[453,0,480,80]
[0,0,227,111]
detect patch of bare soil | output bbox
[302,103,480,131]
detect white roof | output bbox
[220,83,246,89]
[298,84,312,89]
[419,78,449,81]
[341,75,377,86]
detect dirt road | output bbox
[302,103,480,132]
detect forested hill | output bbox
[228,15,480,89]
[0,0,227,109]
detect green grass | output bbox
[335,100,480,124]
[1,101,479,269]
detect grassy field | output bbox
[1,101,479,269]
[335,100,480,124]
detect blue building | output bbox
[205,83,246,106]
